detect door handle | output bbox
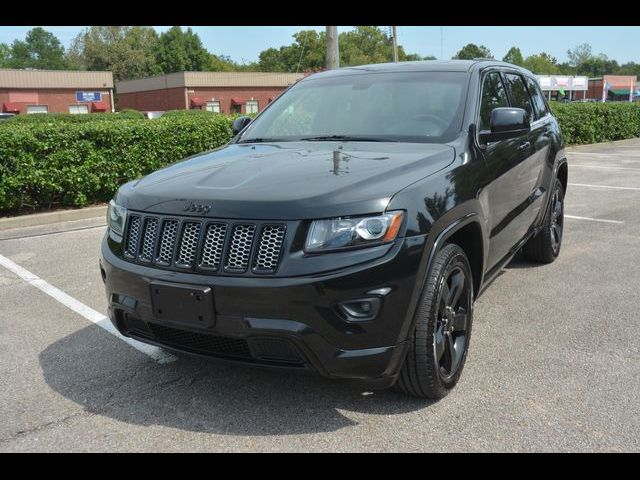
[517,141,531,151]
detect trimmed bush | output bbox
[6,110,146,124]
[160,110,258,120]
[0,115,232,213]
[2,102,640,214]
[159,109,222,118]
[549,102,640,145]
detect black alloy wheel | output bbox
[549,186,564,255]
[395,243,474,399]
[523,178,565,263]
[434,264,471,381]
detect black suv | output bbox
[101,60,567,399]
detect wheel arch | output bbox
[420,212,486,301]
[442,221,484,299]
[556,159,568,195]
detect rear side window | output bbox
[479,72,509,131]
[525,77,549,120]
[503,73,534,122]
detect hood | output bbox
[116,142,455,220]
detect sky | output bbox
[0,26,638,65]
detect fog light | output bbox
[338,297,381,321]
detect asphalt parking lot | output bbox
[1,139,639,452]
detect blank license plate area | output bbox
[150,283,215,328]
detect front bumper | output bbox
[100,233,427,386]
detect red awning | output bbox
[231,97,244,105]
[91,101,109,112]
[190,97,205,107]
[2,102,21,113]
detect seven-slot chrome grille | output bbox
[122,212,286,275]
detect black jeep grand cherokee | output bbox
[101,60,567,399]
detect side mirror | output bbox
[232,116,252,136]
[479,107,529,144]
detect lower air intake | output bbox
[148,323,252,359]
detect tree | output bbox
[339,26,417,66]
[209,54,239,72]
[522,52,559,74]
[154,26,211,73]
[578,54,619,77]
[567,43,593,68]
[9,27,66,69]
[556,62,575,75]
[67,26,160,80]
[257,29,326,72]
[618,62,640,76]
[502,47,524,66]
[453,43,493,60]
[0,43,10,67]
[256,27,423,72]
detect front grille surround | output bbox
[253,225,287,273]
[225,224,257,272]
[121,212,289,276]
[199,223,228,271]
[138,217,159,263]
[124,215,141,258]
[175,222,202,268]
[156,219,179,266]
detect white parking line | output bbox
[570,165,640,172]
[568,183,640,191]
[564,215,624,224]
[0,253,176,364]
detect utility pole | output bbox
[392,26,399,63]
[326,26,339,70]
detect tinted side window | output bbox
[504,73,534,122]
[526,77,549,120]
[479,72,508,131]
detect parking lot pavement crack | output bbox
[140,373,200,394]
[0,366,173,445]
[0,410,96,445]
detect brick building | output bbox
[583,75,638,101]
[116,71,306,114]
[1,69,114,114]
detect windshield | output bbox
[238,71,469,144]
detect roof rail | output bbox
[472,58,497,61]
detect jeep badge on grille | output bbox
[183,201,212,214]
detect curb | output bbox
[566,137,640,151]
[0,205,107,231]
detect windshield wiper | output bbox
[237,138,287,144]
[299,135,395,142]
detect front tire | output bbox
[395,243,474,399]
[523,178,564,263]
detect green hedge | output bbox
[549,102,640,145]
[0,115,232,213]
[2,103,640,214]
[159,109,222,118]
[7,110,146,124]
[159,110,258,120]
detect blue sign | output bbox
[75,91,102,102]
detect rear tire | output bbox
[523,178,564,263]
[394,243,474,399]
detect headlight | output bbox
[107,199,127,240]
[305,211,404,252]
